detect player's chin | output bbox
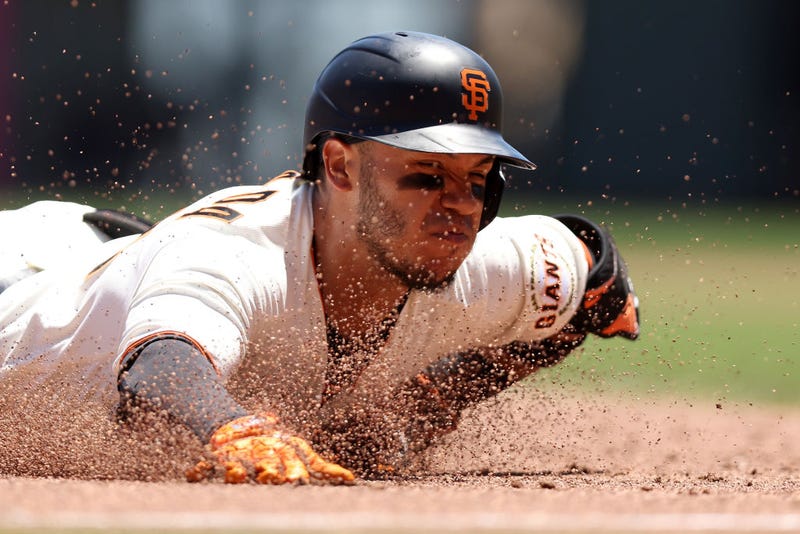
[405,272,456,291]
[403,258,462,291]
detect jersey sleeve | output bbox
[113,225,283,379]
[462,214,590,343]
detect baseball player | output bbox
[0,31,638,484]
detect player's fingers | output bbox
[223,460,248,484]
[254,455,285,485]
[240,436,289,484]
[212,433,349,485]
[277,444,310,484]
[185,459,214,483]
[288,436,355,484]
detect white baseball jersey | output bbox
[0,171,588,421]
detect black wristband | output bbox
[553,214,638,338]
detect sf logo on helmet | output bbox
[460,68,491,121]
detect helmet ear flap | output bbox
[479,160,506,230]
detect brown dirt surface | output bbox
[1,386,799,532]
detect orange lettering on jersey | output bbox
[544,261,561,302]
[460,68,491,121]
[535,315,557,329]
[532,238,564,330]
[181,188,277,223]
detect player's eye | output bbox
[399,173,444,191]
[470,182,486,200]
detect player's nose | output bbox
[439,179,482,217]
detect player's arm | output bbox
[391,333,586,446]
[333,215,639,469]
[117,337,246,440]
[393,214,640,450]
[117,337,353,484]
[402,211,639,424]
[321,333,586,475]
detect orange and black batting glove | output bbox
[186,412,355,485]
[554,214,640,340]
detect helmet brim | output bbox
[365,123,536,170]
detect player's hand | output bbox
[554,214,640,339]
[186,413,355,485]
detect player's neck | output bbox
[313,232,408,342]
[313,244,409,341]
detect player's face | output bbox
[354,142,492,290]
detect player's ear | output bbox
[321,137,355,192]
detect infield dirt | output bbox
[0,386,798,532]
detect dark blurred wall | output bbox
[1,1,178,195]
[0,1,15,178]
[2,1,798,204]
[1,0,477,199]
[540,0,800,202]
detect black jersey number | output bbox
[180,189,276,223]
[87,179,287,279]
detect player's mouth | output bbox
[429,224,474,244]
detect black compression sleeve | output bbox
[117,338,247,441]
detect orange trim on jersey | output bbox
[86,250,122,280]
[579,240,595,271]
[119,330,222,377]
[85,231,149,281]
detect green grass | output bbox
[3,187,798,406]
